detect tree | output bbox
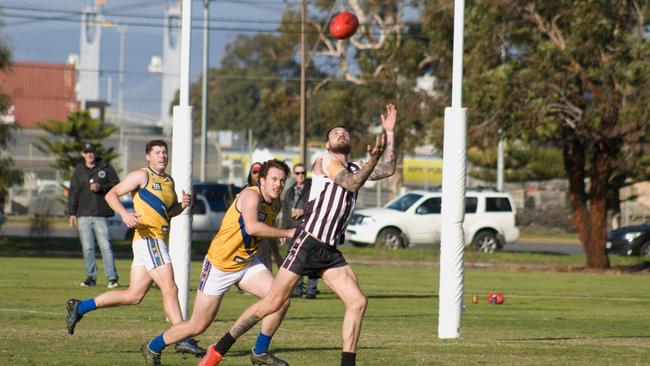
[34,111,118,180]
[422,0,650,269]
[0,21,24,207]
[187,31,318,148]
[468,144,566,184]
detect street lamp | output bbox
[200,0,212,182]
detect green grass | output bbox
[0,253,649,365]
[1,236,645,269]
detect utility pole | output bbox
[117,25,127,176]
[200,0,211,182]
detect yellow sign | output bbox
[402,157,443,187]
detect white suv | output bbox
[346,189,519,252]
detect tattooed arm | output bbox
[318,134,386,193]
[368,130,396,180]
[368,103,397,180]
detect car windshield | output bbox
[385,193,423,212]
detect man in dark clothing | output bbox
[68,143,120,288]
[281,163,317,298]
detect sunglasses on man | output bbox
[294,171,305,175]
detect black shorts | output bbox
[282,230,348,278]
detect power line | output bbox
[9,61,446,85]
[1,4,424,34]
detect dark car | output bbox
[606,222,650,257]
[192,182,242,213]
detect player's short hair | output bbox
[146,139,168,154]
[325,125,349,142]
[259,159,290,179]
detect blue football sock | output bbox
[148,334,167,353]
[77,298,97,315]
[253,332,272,355]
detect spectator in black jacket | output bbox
[68,143,120,288]
[281,163,317,298]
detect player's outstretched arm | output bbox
[105,170,147,228]
[237,189,295,239]
[370,103,397,180]
[323,134,386,192]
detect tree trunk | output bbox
[563,138,591,254]
[585,147,611,269]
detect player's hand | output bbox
[69,215,77,228]
[180,190,192,209]
[122,212,141,229]
[380,103,397,132]
[367,133,386,160]
[286,228,296,238]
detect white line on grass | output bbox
[0,307,60,315]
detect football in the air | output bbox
[330,12,359,40]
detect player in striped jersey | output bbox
[65,139,205,358]
[200,104,397,366]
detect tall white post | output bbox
[169,0,193,319]
[438,0,467,339]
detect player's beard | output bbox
[330,141,351,155]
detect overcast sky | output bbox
[1,0,294,118]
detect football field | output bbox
[0,253,648,365]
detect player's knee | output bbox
[192,319,210,334]
[349,294,367,314]
[126,291,146,305]
[159,282,178,296]
[262,296,285,315]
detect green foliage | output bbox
[469,143,566,183]
[187,32,311,148]
[422,0,650,268]
[0,22,24,200]
[33,111,118,180]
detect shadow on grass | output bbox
[366,293,437,299]
[228,345,347,357]
[504,334,650,342]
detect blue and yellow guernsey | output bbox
[207,185,280,272]
[132,167,177,241]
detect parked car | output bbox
[346,188,519,252]
[108,198,135,240]
[606,222,650,257]
[108,183,242,241]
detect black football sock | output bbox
[215,332,236,355]
[341,352,356,366]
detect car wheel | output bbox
[375,228,405,249]
[640,242,650,257]
[472,231,499,253]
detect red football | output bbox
[487,292,505,305]
[330,12,359,40]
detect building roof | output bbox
[0,61,79,128]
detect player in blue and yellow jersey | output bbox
[141,159,295,366]
[65,139,205,358]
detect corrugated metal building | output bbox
[0,61,79,128]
